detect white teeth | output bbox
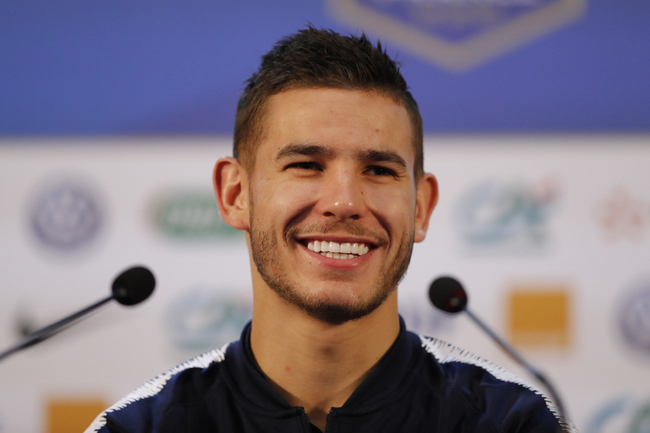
[307,240,371,259]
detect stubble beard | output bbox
[248,204,415,325]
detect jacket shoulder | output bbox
[84,343,230,433]
[416,334,575,433]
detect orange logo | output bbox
[47,398,107,433]
[508,286,571,348]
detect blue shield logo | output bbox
[30,180,103,252]
[327,0,586,70]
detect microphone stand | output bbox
[0,265,154,364]
[0,295,113,363]
[429,276,569,431]
[463,307,567,422]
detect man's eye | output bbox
[367,166,396,176]
[287,162,321,171]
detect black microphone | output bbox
[429,276,567,423]
[0,266,155,363]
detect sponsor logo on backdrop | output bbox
[47,398,107,433]
[586,396,650,433]
[595,186,648,243]
[153,190,241,241]
[454,178,560,255]
[507,285,571,348]
[29,180,104,252]
[164,286,252,352]
[327,0,586,71]
[617,278,650,356]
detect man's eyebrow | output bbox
[275,144,336,160]
[357,149,407,169]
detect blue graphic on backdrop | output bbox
[586,396,650,433]
[30,180,103,252]
[328,0,586,70]
[400,301,454,337]
[164,286,252,352]
[454,178,559,254]
[359,0,560,43]
[2,0,649,134]
[617,279,650,356]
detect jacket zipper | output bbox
[299,407,312,432]
[323,408,336,433]
[299,407,337,433]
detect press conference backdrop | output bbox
[1,139,649,432]
[1,1,649,432]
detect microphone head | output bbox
[112,266,155,306]
[429,276,468,314]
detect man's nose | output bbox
[316,170,367,221]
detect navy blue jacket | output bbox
[86,321,569,432]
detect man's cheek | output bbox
[280,184,321,206]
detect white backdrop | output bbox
[0,137,649,432]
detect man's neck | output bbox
[250,290,400,431]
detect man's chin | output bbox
[300,301,377,326]
[275,285,393,326]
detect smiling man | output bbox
[87,28,570,432]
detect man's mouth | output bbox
[305,240,371,260]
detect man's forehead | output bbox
[265,86,404,112]
[262,89,412,143]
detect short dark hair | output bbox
[233,27,423,179]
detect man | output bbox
[87,28,570,432]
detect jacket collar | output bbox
[222,317,425,416]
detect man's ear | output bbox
[414,173,438,243]
[213,157,250,231]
